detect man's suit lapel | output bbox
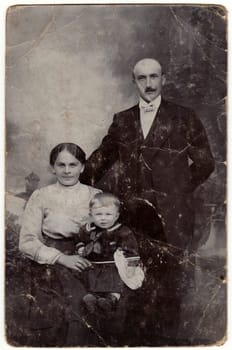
[125,101,174,164]
[128,104,144,143]
[143,99,174,157]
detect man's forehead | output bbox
[134,59,162,75]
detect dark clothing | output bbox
[77,223,138,260]
[76,223,138,293]
[123,239,196,346]
[80,99,215,344]
[27,236,88,346]
[81,99,215,249]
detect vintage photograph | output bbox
[5,4,227,347]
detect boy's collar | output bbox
[87,222,122,232]
[107,222,122,232]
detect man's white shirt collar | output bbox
[139,95,161,110]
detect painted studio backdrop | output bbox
[5,4,226,346]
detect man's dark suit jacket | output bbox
[81,99,215,249]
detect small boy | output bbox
[75,192,143,314]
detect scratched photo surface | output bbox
[5,4,226,347]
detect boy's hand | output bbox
[77,247,85,256]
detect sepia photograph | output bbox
[5,3,227,347]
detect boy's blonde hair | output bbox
[90,192,120,210]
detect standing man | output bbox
[81,58,214,249]
[81,58,215,344]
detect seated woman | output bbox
[19,142,101,346]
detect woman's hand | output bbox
[56,254,92,272]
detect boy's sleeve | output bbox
[74,225,90,248]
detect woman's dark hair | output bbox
[49,143,86,166]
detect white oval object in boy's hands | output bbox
[114,248,145,290]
